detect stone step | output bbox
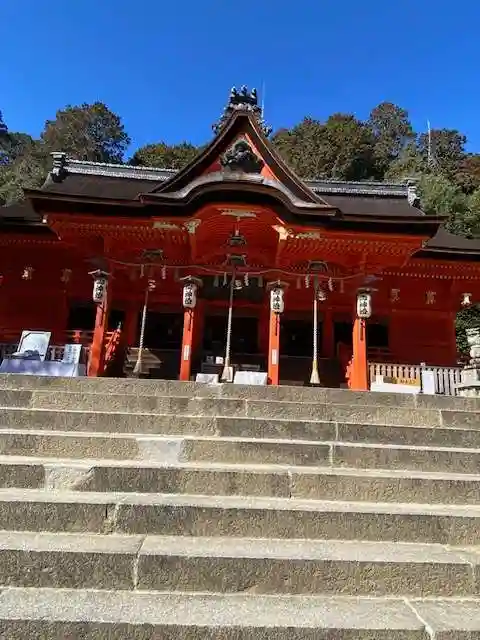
[3,429,480,472]
[0,531,478,597]
[0,387,479,427]
[0,402,476,434]
[0,588,479,639]
[1,373,479,412]
[4,456,480,504]
[3,412,480,450]
[2,490,480,544]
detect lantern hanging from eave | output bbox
[181,277,202,309]
[270,286,285,314]
[89,270,109,304]
[356,290,372,319]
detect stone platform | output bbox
[0,374,479,638]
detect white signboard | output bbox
[62,344,82,365]
[234,371,268,386]
[14,331,51,361]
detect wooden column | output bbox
[268,310,281,385]
[321,308,334,358]
[122,305,138,347]
[180,308,195,381]
[88,281,111,377]
[349,317,368,390]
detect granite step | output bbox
[2,490,480,544]
[0,587,479,639]
[0,531,478,597]
[3,456,480,504]
[0,373,479,411]
[3,413,480,450]
[3,430,480,472]
[1,388,479,427]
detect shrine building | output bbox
[1,86,480,390]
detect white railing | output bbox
[369,362,462,396]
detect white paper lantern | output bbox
[270,287,285,314]
[182,282,198,309]
[92,277,107,303]
[90,270,109,304]
[356,291,372,319]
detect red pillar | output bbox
[180,308,195,381]
[123,305,138,347]
[268,310,281,385]
[349,317,368,390]
[88,283,111,377]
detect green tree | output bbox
[0,139,48,205]
[368,102,415,178]
[272,114,375,180]
[272,118,327,179]
[418,174,467,216]
[41,102,130,164]
[456,305,480,356]
[0,111,10,165]
[323,113,376,180]
[418,128,466,178]
[454,154,480,193]
[130,141,198,169]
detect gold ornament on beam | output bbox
[425,291,436,305]
[462,292,473,307]
[61,268,72,284]
[390,288,400,303]
[22,267,34,281]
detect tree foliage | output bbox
[130,141,198,169]
[368,102,415,177]
[272,114,375,180]
[41,102,130,164]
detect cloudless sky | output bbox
[2,0,480,155]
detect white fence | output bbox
[369,362,462,396]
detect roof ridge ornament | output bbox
[212,85,272,137]
[407,179,421,209]
[220,138,264,174]
[50,152,68,183]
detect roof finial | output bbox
[212,86,272,137]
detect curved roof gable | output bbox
[147,94,325,207]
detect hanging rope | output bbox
[221,270,235,382]
[310,286,320,385]
[133,284,150,376]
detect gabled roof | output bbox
[145,108,325,207]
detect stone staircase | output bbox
[0,374,479,637]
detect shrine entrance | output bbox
[198,306,266,378]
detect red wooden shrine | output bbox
[1,87,480,389]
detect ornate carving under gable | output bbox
[220,139,264,174]
[213,86,272,136]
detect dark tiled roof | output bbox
[43,173,157,200]
[4,154,479,254]
[425,227,480,252]
[317,194,423,218]
[0,201,42,223]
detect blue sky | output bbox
[2,0,480,156]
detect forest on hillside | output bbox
[1,99,480,347]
